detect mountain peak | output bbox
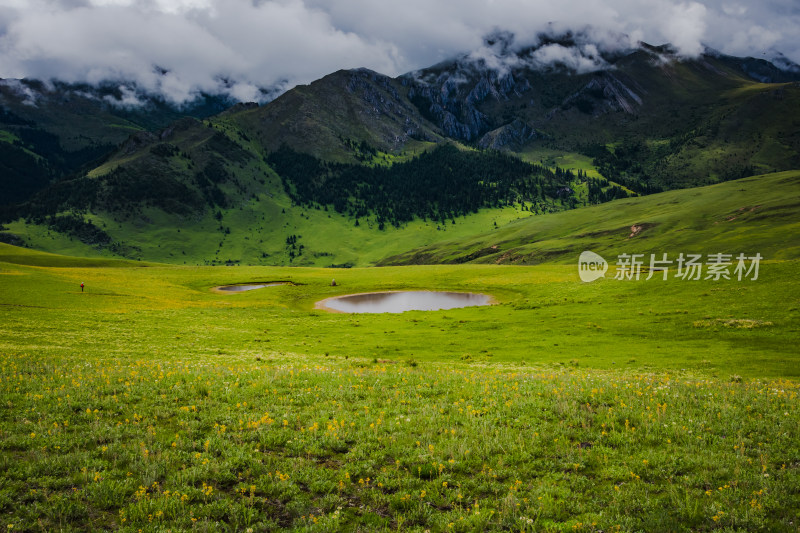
[482,29,516,54]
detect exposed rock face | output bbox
[404,67,532,141]
[559,72,644,115]
[345,69,435,145]
[478,119,537,150]
[398,38,648,143]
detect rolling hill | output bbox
[0,79,235,205]
[379,170,800,265]
[2,36,799,265]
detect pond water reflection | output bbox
[317,291,491,313]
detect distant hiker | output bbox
[80,282,84,292]
[331,279,337,287]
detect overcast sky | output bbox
[0,0,797,102]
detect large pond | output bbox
[316,291,491,313]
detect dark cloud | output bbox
[0,0,797,102]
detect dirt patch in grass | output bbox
[693,318,774,328]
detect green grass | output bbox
[1,254,798,377]
[2,352,797,532]
[14,165,799,271]
[86,153,143,178]
[519,148,604,179]
[0,252,798,531]
[0,243,149,268]
[381,170,800,265]
[0,129,44,161]
[4,58,799,530]
[2,154,800,532]
[5,197,537,268]
[2,65,798,532]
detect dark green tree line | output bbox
[268,144,581,228]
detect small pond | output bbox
[214,282,292,293]
[316,291,491,313]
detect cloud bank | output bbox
[0,0,797,102]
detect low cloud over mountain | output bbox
[0,0,798,103]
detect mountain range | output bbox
[1,35,799,265]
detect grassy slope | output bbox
[380,170,800,265]
[5,200,538,268]
[455,51,800,189]
[9,168,798,269]
[0,242,150,268]
[0,82,232,153]
[0,94,145,152]
[0,250,798,531]
[519,149,605,179]
[6,113,544,266]
[228,70,444,161]
[564,58,799,186]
